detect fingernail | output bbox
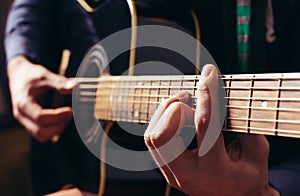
[177,91,191,102]
[201,64,213,78]
[65,79,76,89]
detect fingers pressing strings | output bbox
[144,91,195,189]
[194,65,228,162]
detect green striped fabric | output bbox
[237,0,251,71]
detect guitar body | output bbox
[59,1,197,196]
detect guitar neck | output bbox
[77,72,300,138]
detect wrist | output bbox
[7,55,28,76]
[8,55,27,67]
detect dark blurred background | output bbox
[0,0,33,195]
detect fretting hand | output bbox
[144,64,280,196]
[7,55,76,142]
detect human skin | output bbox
[7,55,76,142]
[144,64,280,196]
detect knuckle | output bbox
[150,132,165,147]
[16,98,27,111]
[194,117,209,131]
[169,102,182,112]
[34,114,45,125]
[31,68,47,81]
[37,66,48,77]
[167,102,184,120]
[12,108,20,119]
[32,128,48,143]
[144,135,151,145]
[162,97,179,109]
[198,78,210,93]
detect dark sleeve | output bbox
[4,0,55,62]
[269,155,300,196]
[4,0,99,74]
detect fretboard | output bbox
[78,72,300,138]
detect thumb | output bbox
[46,71,76,93]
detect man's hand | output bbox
[7,55,76,142]
[144,65,280,196]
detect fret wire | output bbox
[147,80,152,122]
[192,78,197,105]
[139,80,143,123]
[155,80,160,111]
[275,76,283,135]
[168,79,172,99]
[247,75,255,133]
[225,76,233,131]
[180,78,183,91]
[157,80,161,101]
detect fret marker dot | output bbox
[109,96,113,102]
[134,110,139,117]
[261,101,268,108]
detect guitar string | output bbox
[77,84,300,90]
[73,74,300,82]
[78,94,300,104]
[93,107,300,121]
[78,91,300,102]
[91,117,300,137]
[78,97,300,112]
